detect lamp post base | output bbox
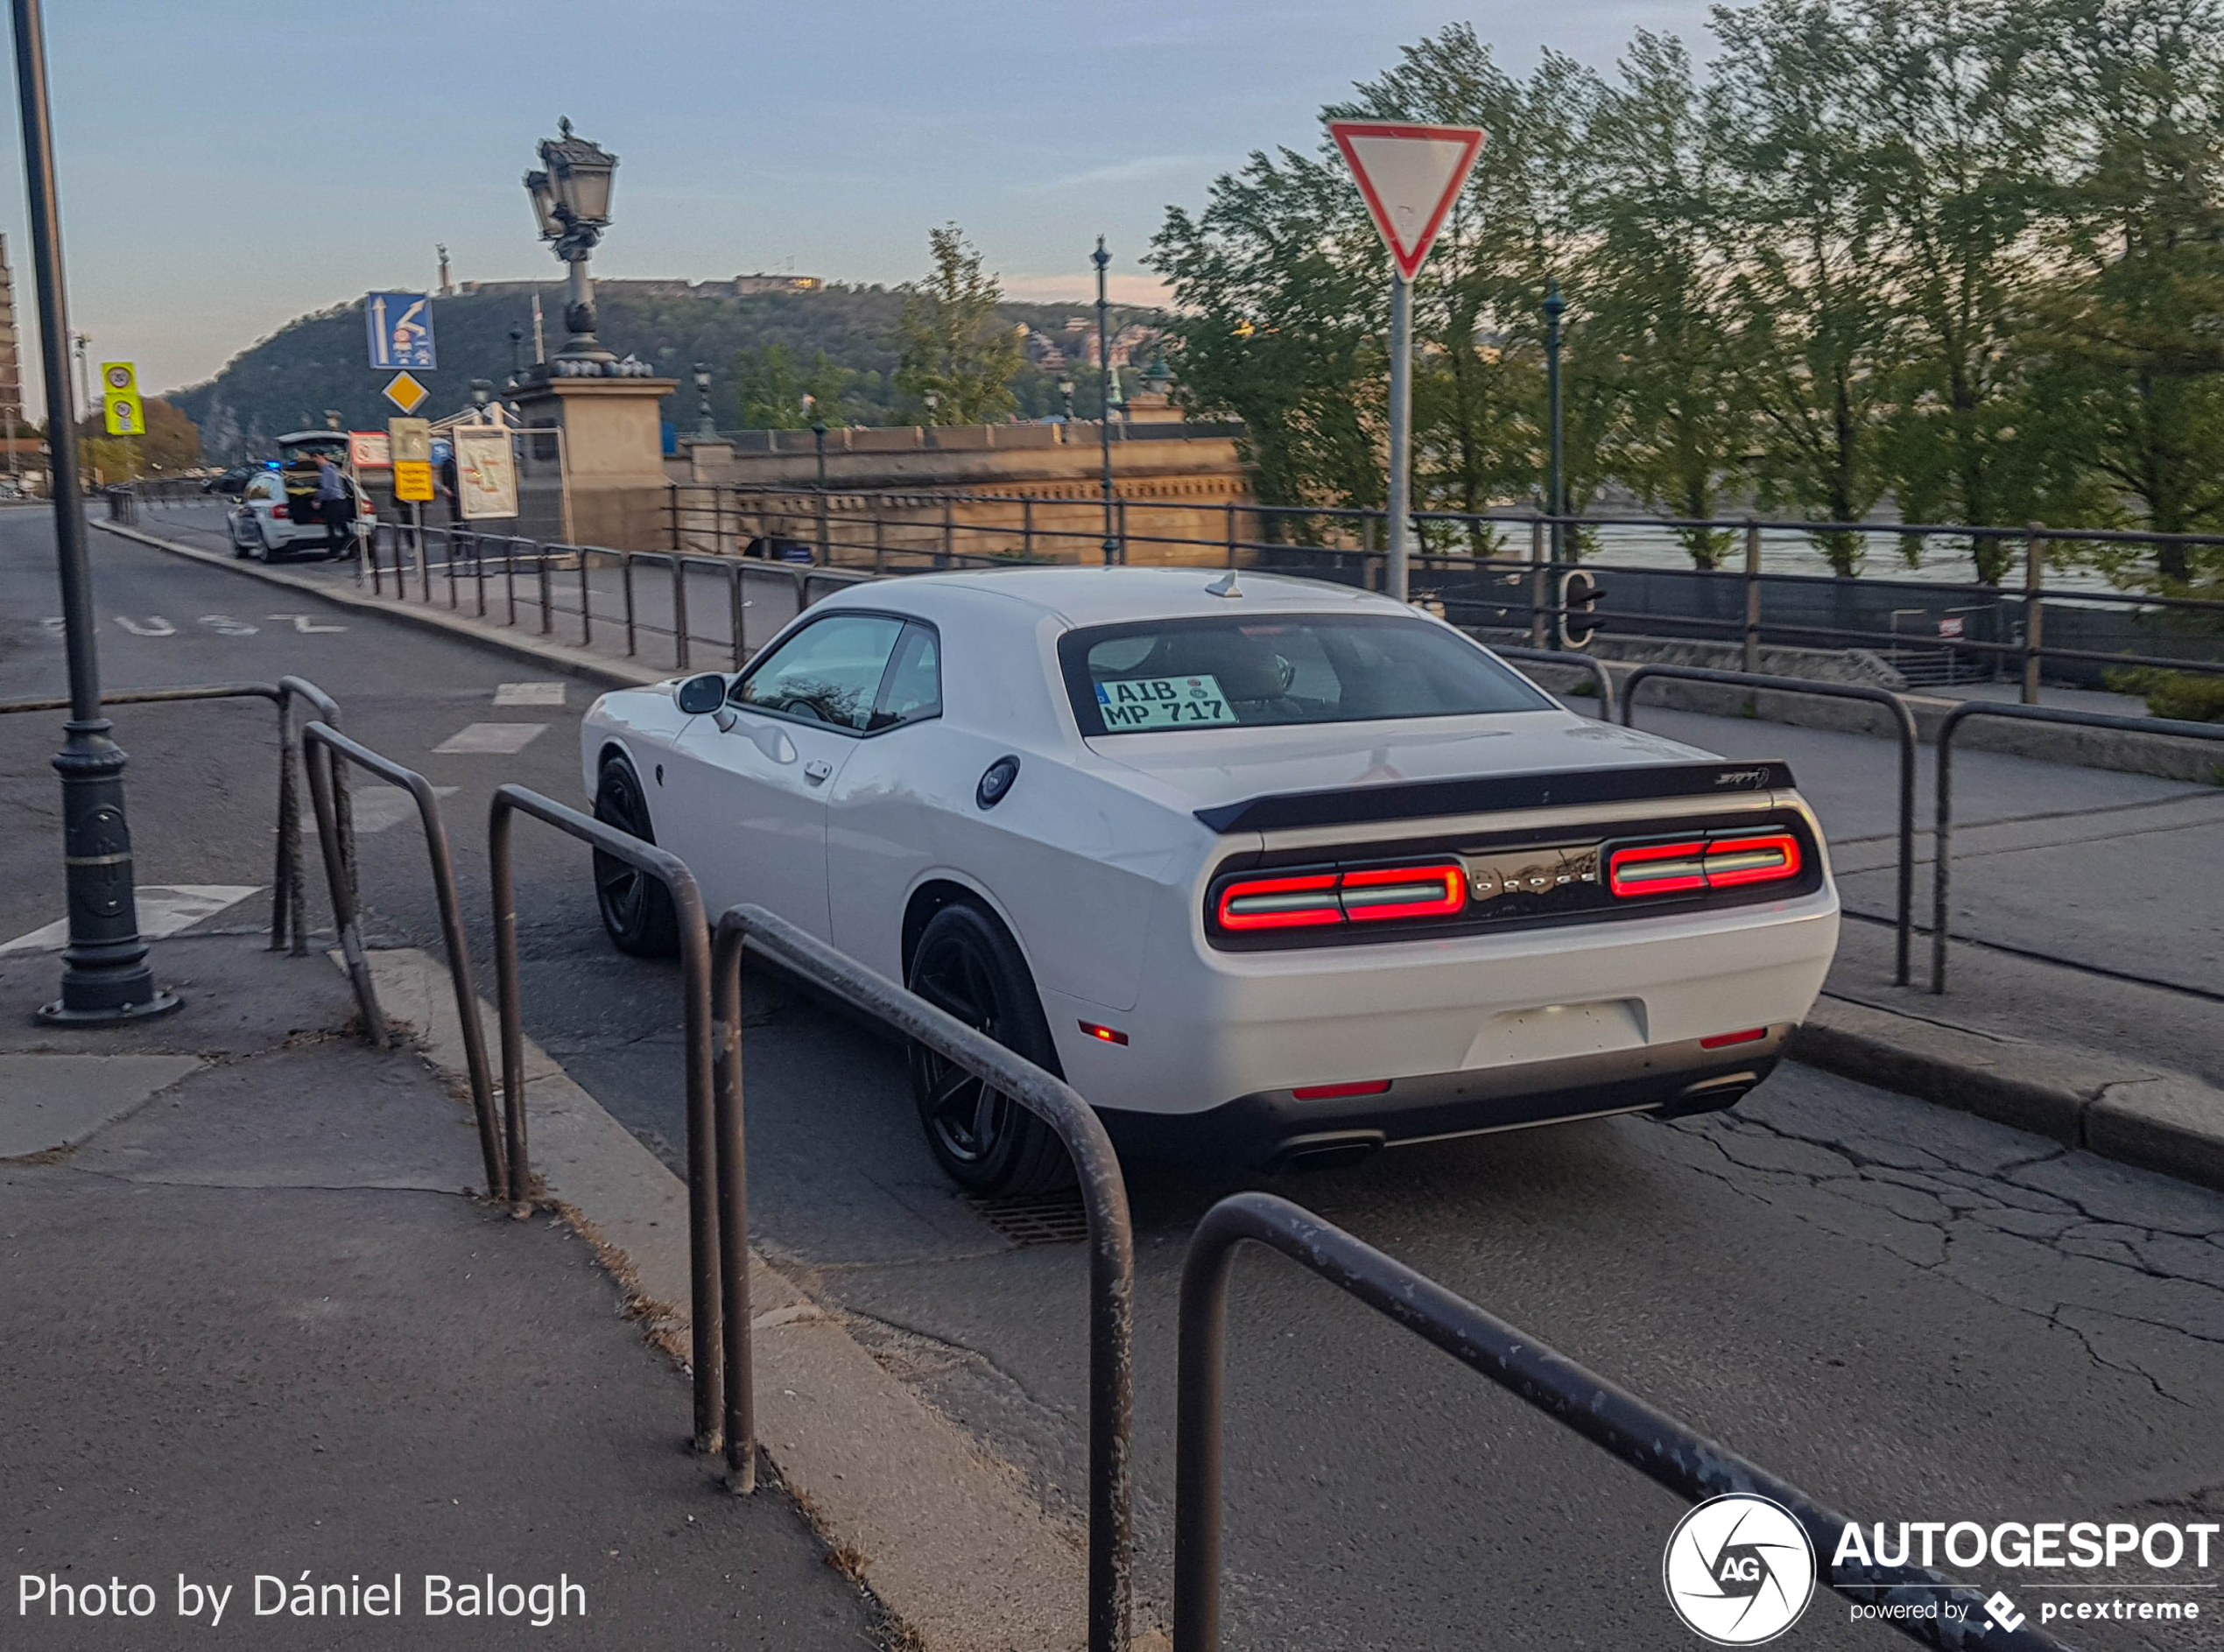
[37,988,182,1026]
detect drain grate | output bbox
[968,1191,1090,1247]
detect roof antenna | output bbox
[1205,567,1242,599]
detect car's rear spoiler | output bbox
[1193,759,1798,835]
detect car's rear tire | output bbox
[592,756,679,958]
[905,902,1076,1198]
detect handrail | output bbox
[1489,643,1619,721]
[0,677,340,957]
[299,721,503,1203]
[487,784,724,1454]
[1622,664,1918,986]
[1932,701,2224,993]
[711,903,1134,1652]
[1172,1192,2072,1652]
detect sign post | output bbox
[1327,121,1485,601]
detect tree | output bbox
[1714,0,1901,573]
[893,225,1023,425]
[735,344,850,428]
[77,396,201,481]
[1578,31,1755,566]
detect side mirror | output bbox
[675,673,727,715]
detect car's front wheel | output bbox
[905,902,1075,1197]
[592,756,679,957]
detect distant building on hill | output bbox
[454,274,824,301]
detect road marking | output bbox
[492,681,567,707]
[432,722,545,755]
[0,884,261,954]
[350,783,461,833]
[267,613,347,634]
[199,614,259,636]
[113,615,175,636]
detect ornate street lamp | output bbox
[524,117,622,374]
[1094,236,1117,566]
[1058,376,1075,423]
[470,379,494,423]
[693,362,715,439]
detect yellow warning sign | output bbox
[393,460,435,503]
[381,370,430,415]
[101,361,144,436]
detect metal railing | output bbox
[355,524,869,673]
[0,675,341,957]
[711,903,1136,1652]
[1172,1192,2070,1652]
[666,485,2224,692]
[299,721,504,1199]
[1490,643,1619,721]
[1932,701,2224,993]
[486,784,726,1453]
[1620,664,1919,986]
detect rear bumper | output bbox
[1095,1025,1786,1170]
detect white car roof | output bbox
[843,566,1411,629]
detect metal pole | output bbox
[1094,236,1116,567]
[1385,274,1414,601]
[813,419,829,563]
[1528,517,1546,647]
[1544,284,1566,566]
[1743,517,1763,676]
[11,0,172,1023]
[2022,524,2045,706]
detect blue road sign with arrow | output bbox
[366,292,437,370]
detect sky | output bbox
[0,0,1718,411]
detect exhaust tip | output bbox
[1272,1131,1386,1172]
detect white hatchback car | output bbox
[581,568,1840,1194]
[228,466,374,560]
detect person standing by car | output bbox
[314,453,351,556]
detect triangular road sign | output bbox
[1328,121,1486,282]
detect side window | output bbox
[869,623,941,731]
[733,614,904,733]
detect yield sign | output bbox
[1328,121,1486,281]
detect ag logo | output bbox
[1662,1494,1815,1644]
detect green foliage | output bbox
[893,226,1024,425]
[1151,4,2224,589]
[2105,666,2224,721]
[735,344,851,428]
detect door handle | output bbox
[804,759,833,785]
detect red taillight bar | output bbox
[1340,863,1465,922]
[1216,872,1342,930]
[1608,831,1805,899]
[1291,1079,1391,1100]
[1699,1027,1768,1050]
[1607,840,1707,897]
[1701,832,1802,888]
[1216,862,1467,931]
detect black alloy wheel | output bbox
[592,757,679,957]
[905,902,1075,1197]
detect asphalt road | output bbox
[6,509,2223,1649]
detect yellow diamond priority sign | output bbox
[382,370,429,415]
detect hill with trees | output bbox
[170,278,1157,462]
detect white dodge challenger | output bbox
[580,567,1839,1195]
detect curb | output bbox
[94,519,664,692]
[1792,995,2224,1192]
[353,947,1091,1652]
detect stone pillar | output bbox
[511,375,675,549]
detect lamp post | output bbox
[1094,236,1116,566]
[692,362,714,439]
[523,117,618,372]
[508,325,524,383]
[10,0,173,1023]
[1058,375,1074,424]
[1543,282,1566,566]
[470,378,493,424]
[812,416,828,562]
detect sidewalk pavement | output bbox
[0,933,883,1650]
[94,510,2224,1199]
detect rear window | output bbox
[1059,614,1552,735]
